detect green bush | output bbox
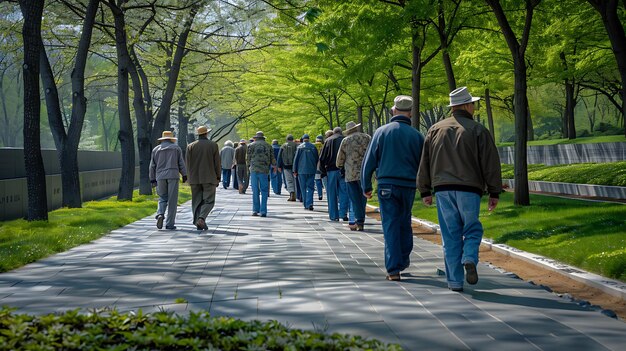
[500,161,626,187]
[0,308,400,351]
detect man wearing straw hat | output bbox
[149,130,187,230]
[186,126,220,231]
[246,131,276,217]
[417,87,502,292]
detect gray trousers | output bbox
[191,183,217,224]
[283,168,295,193]
[236,164,248,189]
[157,178,179,227]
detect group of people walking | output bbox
[149,87,502,293]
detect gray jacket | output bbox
[149,141,187,181]
[220,145,235,169]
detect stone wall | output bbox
[498,142,626,165]
[0,148,140,221]
[503,179,626,200]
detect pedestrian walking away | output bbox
[320,127,349,221]
[337,121,371,231]
[219,140,235,189]
[293,134,319,211]
[234,139,249,194]
[417,87,502,292]
[149,131,188,230]
[270,139,283,195]
[247,131,276,217]
[314,135,324,200]
[186,126,221,231]
[277,134,298,201]
[362,95,424,281]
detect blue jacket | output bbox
[361,115,425,192]
[293,141,319,175]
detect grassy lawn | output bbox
[370,191,626,281]
[0,186,191,273]
[501,161,626,187]
[497,134,625,147]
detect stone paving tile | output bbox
[1,187,625,350]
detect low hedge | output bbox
[0,307,401,350]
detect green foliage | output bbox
[0,187,191,273]
[0,308,401,350]
[500,161,626,186]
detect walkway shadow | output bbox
[469,290,586,312]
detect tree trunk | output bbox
[411,33,422,130]
[526,101,534,141]
[357,105,363,128]
[110,1,135,201]
[438,0,456,92]
[177,83,189,157]
[368,107,374,135]
[587,0,626,137]
[129,45,153,195]
[0,67,12,147]
[485,88,496,140]
[98,97,109,151]
[150,5,199,145]
[20,0,48,220]
[333,93,340,128]
[565,79,577,139]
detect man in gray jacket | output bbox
[220,140,235,189]
[417,87,502,292]
[186,126,221,230]
[150,131,188,230]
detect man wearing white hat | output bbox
[417,86,502,292]
[149,130,188,230]
[186,126,220,231]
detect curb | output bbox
[366,204,626,301]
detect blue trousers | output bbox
[315,178,323,198]
[435,191,483,289]
[221,168,231,189]
[346,180,366,225]
[298,174,315,208]
[250,171,269,215]
[271,168,283,194]
[326,170,349,220]
[378,184,415,275]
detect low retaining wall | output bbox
[498,142,626,165]
[503,179,626,200]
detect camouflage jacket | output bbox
[336,132,371,182]
[246,139,276,174]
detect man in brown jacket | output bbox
[234,139,248,194]
[417,87,502,292]
[185,126,220,230]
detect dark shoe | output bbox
[252,212,259,216]
[165,226,176,230]
[464,262,478,285]
[260,213,267,217]
[156,215,164,229]
[450,287,464,292]
[349,224,357,231]
[196,218,208,231]
[386,274,401,281]
[356,223,364,231]
[318,196,323,200]
[288,192,296,202]
[308,206,314,211]
[342,216,349,221]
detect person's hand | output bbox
[278,167,282,172]
[150,180,157,187]
[293,172,298,177]
[363,191,372,199]
[182,175,188,183]
[488,197,499,211]
[422,196,433,206]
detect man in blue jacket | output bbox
[362,95,425,281]
[293,134,319,211]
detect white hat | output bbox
[448,87,480,107]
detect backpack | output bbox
[282,143,296,166]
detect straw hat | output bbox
[158,131,177,141]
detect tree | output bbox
[19,0,47,220]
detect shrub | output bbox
[0,308,401,350]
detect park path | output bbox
[1,187,625,350]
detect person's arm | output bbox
[361,132,380,197]
[149,148,157,185]
[336,139,346,169]
[178,148,187,182]
[417,133,432,201]
[293,148,300,175]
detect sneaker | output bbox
[308,206,314,211]
[342,216,349,221]
[165,226,177,230]
[464,262,478,285]
[260,213,267,217]
[449,287,464,292]
[156,215,164,229]
[349,224,357,231]
[356,223,364,231]
[252,212,259,216]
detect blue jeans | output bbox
[315,178,323,198]
[435,191,483,289]
[250,171,269,215]
[378,184,415,275]
[221,168,231,189]
[326,170,349,220]
[271,168,282,194]
[346,180,366,225]
[298,174,315,208]
[232,167,238,189]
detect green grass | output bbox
[501,161,626,186]
[497,134,625,147]
[0,186,191,273]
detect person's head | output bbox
[253,131,265,141]
[302,134,310,142]
[224,140,234,147]
[391,95,413,116]
[196,126,210,138]
[448,86,480,115]
[272,139,278,145]
[344,121,361,136]
[158,131,177,143]
[286,134,294,141]
[333,126,342,135]
[316,135,323,143]
[239,138,246,145]
[324,130,333,139]
[249,138,255,143]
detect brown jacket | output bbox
[185,136,220,185]
[234,144,247,165]
[417,110,502,198]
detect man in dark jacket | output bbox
[417,87,502,292]
[149,131,188,230]
[270,139,283,195]
[277,134,297,201]
[293,134,319,211]
[320,127,349,221]
[186,126,220,230]
[362,95,424,281]
[234,139,248,194]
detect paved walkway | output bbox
[1,187,625,350]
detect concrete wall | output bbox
[0,148,140,221]
[503,179,626,200]
[498,142,626,165]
